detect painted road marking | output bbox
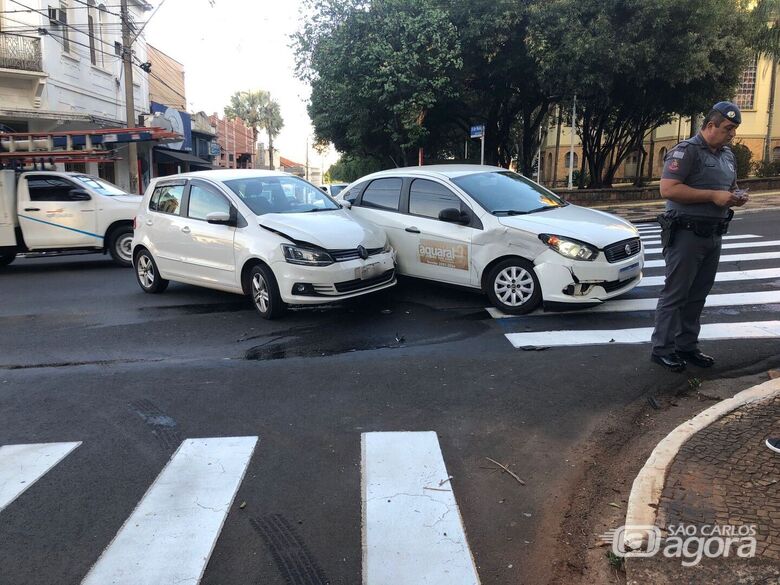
[638,267,780,287]
[644,251,780,268]
[644,239,780,255]
[362,431,480,585]
[487,290,780,319]
[641,234,761,246]
[504,321,780,348]
[81,436,258,585]
[0,442,81,513]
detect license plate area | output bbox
[619,262,641,281]
[356,262,381,280]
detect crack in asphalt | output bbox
[0,358,164,371]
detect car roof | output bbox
[155,169,296,183]
[356,164,509,182]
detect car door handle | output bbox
[81,209,95,212]
[181,226,191,234]
[405,226,420,233]
[23,207,40,212]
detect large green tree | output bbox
[528,0,752,188]
[295,0,462,167]
[225,90,284,170]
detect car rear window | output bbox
[361,178,402,211]
[149,184,185,215]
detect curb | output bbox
[623,377,780,549]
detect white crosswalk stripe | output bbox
[0,442,81,513]
[492,223,780,349]
[644,251,780,268]
[1,434,483,584]
[644,239,780,255]
[81,437,257,585]
[362,431,480,585]
[504,321,780,348]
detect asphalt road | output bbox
[0,211,778,585]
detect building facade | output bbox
[0,0,152,191]
[210,113,254,169]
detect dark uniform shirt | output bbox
[661,133,737,219]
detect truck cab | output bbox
[0,170,142,267]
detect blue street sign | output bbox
[470,124,484,139]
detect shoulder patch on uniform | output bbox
[672,150,686,159]
[669,159,680,172]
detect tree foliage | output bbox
[295,0,757,186]
[225,90,284,170]
[528,0,752,187]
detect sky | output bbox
[143,0,337,173]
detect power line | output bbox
[70,0,123,18]
[129,0,163,45]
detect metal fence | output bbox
[0,33,42,73]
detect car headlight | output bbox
[281,244,334,266]
[538,234,598,261]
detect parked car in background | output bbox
[0,169,139,267]
[132,170,396,319]
[320,183,348,198]
[335,165,643,314]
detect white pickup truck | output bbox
[0,170,141,267]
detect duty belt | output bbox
[676,213,732,237]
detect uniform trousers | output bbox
[650,229,722,356]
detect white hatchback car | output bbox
[132,170,396,318]
[336,165,643,314]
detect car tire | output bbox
[0,252,16,267]
[485,258,542,315]
[134,248,169,294]
[108,226,134,267]
[248,264,286,319]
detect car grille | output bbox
[330,247,385,262]
[334,269,395,293]
[604,238,641,263]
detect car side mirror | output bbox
[319,186,328,192]
[206,211,235,226]
[341,200,352,209]
[69,189,91,201]
[438,207,469,224]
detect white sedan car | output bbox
[336,165,642,314]
[132,170,396,319]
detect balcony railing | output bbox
[0,32,43,73]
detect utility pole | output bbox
[120,0,139,194]
[305,138,309,181]
[568,95,576,190]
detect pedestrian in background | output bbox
[650,102,749,372]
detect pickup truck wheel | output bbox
[0,252,16,267]
[108,226,134,267]
[248,264,285,319]
[485,258,542,315]
[134,249,168,294]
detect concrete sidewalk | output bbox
[625,378,780,584]
[584,190,780,223]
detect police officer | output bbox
[650,101,749,372]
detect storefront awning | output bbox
[154,148,213,169]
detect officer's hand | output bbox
[711,190,734,207]
[733,193,749,207]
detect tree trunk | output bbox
[268,136,275,171]
[765,57,778,163]
[553,106,562,188]
[252,128,259,169]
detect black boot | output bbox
[677,350,715,368]
[651,352,687,372]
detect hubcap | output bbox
[494,266,534,307]
[252,272,270,313]
[116,234,133,263]
[137,255,155,288]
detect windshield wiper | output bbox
[492,209,529,216]
[303,207,337,212]
[525,206,562,214]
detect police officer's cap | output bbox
[711,101,742,125]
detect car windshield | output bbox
[451,171,566,215]
[224,175,341,215]
[74,175,128,196]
